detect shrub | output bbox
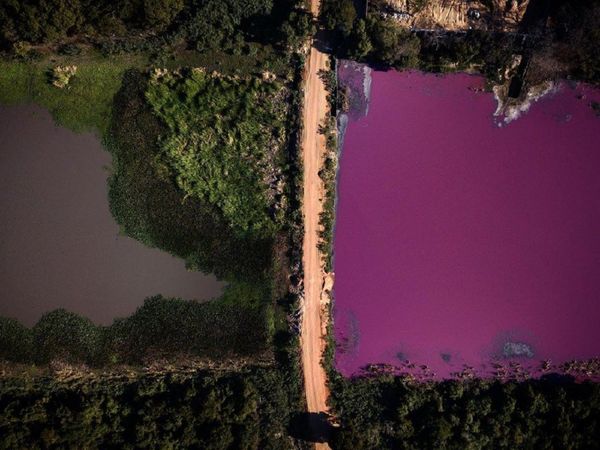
[106,70,275,281]
[57,43,81,56]
[107,294,270,363]
[145,68,289,237]
[50,65,77,88]
[0,317,33,362]
[1,292,271,366]
[32,309,102,364]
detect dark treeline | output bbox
[548,0,600,83]
[330,375,600,449]
[0,0,313,55]
[0,293,270,366]
[320,0,600,84]
[320,0,524,81]
[0,367,301,449]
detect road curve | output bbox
[300,0,331,448]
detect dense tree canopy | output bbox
[551,0,600,82]
[0,368,299,449]
[330,375,600,449]
[0,0,313,55]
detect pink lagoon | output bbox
[333,66,600,380]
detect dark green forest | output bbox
[0,0,313,55]
[3,362,599,449]
[330,375,600,449]
[0,368,302,449]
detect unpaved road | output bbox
[301,0,332,448]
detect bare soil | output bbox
[300,1,332,448]
[378,0,529,31]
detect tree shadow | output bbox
[289,411,334,443]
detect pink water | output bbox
[333,70,600,380]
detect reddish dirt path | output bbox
[300,1,331,448]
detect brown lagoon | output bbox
[334,66,600,380]
[0,105,223,326]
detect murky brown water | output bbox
[0,105,223,326]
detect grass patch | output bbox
[0,54,144,134]
[0,61,30,104]
[145,68,289,236]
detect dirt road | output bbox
[300,1,332,449]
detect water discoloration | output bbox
[334,69,600,379]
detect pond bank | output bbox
[0,104,223,326]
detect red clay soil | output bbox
[300,1,332,448]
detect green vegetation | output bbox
[145,69,289,236]
[0,60,303,366]
[3,1,599,448]
[0,61,29,103]
[330,375,600,449]
[316,64,338,273]
[0,0,311,358]
[0,0,311,443]
[107,69,278,281]
[0,317,33,362]
[320,1,421,68]
[0,56,137,133]
[320,0,600,85]
[320,3,515,79]
[0,1,311,448]
[417,31,517,82]
[0,293,270,366]
[104,65,300,366]
[0,0,312,58]
[0,367,298,449]
[321,3,513,77]
[363,17,421,67]
[0,62,290,364]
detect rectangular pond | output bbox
[334,64,600,380]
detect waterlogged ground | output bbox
[0,105,223,326]
[334,66,600,380]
